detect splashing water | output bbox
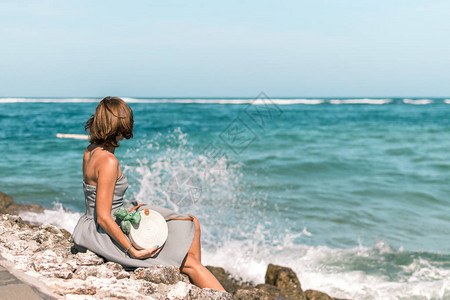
[116,129,449,299]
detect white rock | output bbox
[167,281,190,299]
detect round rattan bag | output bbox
[129,208,168,250]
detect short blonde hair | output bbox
[85,96,134,147]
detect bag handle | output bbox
[128,204,194,221]
[128,204,146,213]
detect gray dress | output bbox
[72,174,195,269]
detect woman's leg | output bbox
[180,216,225,291]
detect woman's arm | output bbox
[95,155,160,259]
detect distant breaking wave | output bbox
[0,97,325,104]
[403,99,434,105]
[0,97,447,105]
[329,98,393,104]
[56,133,89,140]
[0,98,99,103]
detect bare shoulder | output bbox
[97,151,119,171]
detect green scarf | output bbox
[113,207,141,234]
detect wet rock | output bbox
[304,289,344,300]
[255,283,286,298]
[188,285,232,300]
[206,265,245,294]
[234,287,273,300]
[0,191,13,213]
[60,228,72,240]
[135,265,186,284]
[6,202,44,214]
[265,264,306,300]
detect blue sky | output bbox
[1,0,450,97]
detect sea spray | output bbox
[3,100,450,300]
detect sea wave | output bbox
[0,98,99,103]
[0,97,397,105]
[16,127,450,299]
[19,201,82,232]
[3,97,448,105]
[56,133,89,140]
[403,99,434,104]
[0,97,325,105]
[328,99,393,104]
[121,98,325,105]
[20,203,449,300]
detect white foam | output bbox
[122,98,252,104]
[123,128,241,212]
[0,97,320,105]
[443,99,450,104]
[15,199,450,299]
[0,98,99,103]
[56,133,89,140]
[328,98,393,104]
[203,239,450,300]
[19,201,82,232]
[124,98,326,105]
[402,99,434,104]
[271,99,324,105]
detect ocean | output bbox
[0,97,449,299]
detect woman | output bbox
[72,96,224,291]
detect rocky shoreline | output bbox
[0,191,346,299]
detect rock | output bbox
[138,280,159,296]
[74,250,105,266]
[60,228,72,240]
[0,191,13,213]
[234,287,273,300]
[94,279,151,299]
[34,225,73,257]
[6,202,44,214]
[0,191,45,214]
[4,239,29,253]
[0,209,341,300]
[255,283,286,298]
[75,262,130,280]
[304,290,347,300]
[135,266,186,284]
[47,278,97,296]
[167,281,190,299]
[32,249,75,279]
[17,228,40,240]
[206,265,245,294]
[39,223,62,235]
[189,286,232,300]
[265,264,306,300]
[1,214,27,228]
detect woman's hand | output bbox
[129,245,162,259]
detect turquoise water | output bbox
[0,98,449,299]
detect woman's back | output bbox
[82,145,122,187]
